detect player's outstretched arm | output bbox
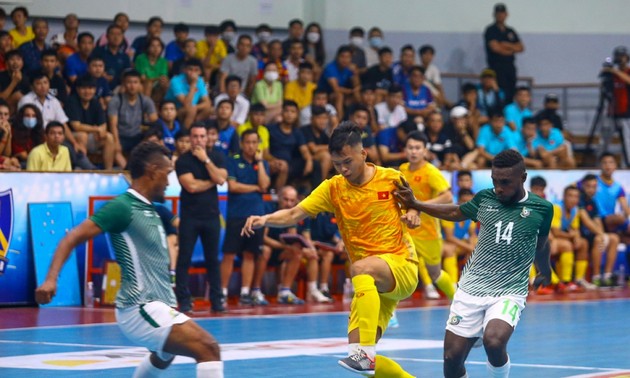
[241,206,309,237]
[533,235,552,287]
[35,220,103,304]
[393,178,467,222]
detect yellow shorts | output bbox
[347,254,419,336]
[412,238,443,266]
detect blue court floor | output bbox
[0,298,629,377]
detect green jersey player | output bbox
[35,142,224,378]
[394,149,553,378]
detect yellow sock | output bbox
[551,269,560,284]
[443,256,458,282]
[418,258,432,286]
[375,355,415,378]
[559,252,574,282]
[529,265,537,281]
[352,274,380,346]
[435,271,456,300]
[575,260,588,281]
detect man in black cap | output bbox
[535,93,566,135]
[484,3,524,104]
[602,46,630,166]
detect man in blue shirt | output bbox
[157,100,180,151]
[64,32,95,84]
[503,86,533,132]
[535,114,575,168]
[317,45,360,115]
[475,111,516,167]
[403,65,435,118]
[164,23,189,67]
[165,59,212,129]
[512,117,543,168]
[594,152,630,235]
[19,18,49,74]
[93,24,131,90]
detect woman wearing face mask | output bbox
[252,62,283,124]
[219,19,237,54]
[11,104,44,167]
[365,27,384,67]
[252,24,272,62]
[303,22,326,76]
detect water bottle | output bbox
[618,265,626,288]
[85,281,94,308]
[343,278,353,303]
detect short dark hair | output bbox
[159,100,177,110]
[336,45,353,57]
[5,49,22,61]
[537,113,554,125]
[313,87,328,96]
[462,82,477,94]
[492,149,525,171]
[351,104,369,115]
[563,184,580,196]
[400,44,414,53]
[30,71,49,85]
[147,16,164,28]
[250,103,266,113]
[219,19,237,32]
[488,110,504,119]
[87,55,104,64]
[600,151,617,161]
[388,84,403,95]
[298,61,313,71]
[174,129,189,140]
[530,176,547,188]
[122,68,141,80]
[0,30,9,39]
[128,141,170,179]
[190,121,208,132]
[75,75,97,88]
[581,173,598,183]
[225,75,242,87]
[288,18,303,27]
[516,86,531,93]
[282,100,299,110]
[174,22,189,33]
[419,44,435,55]
[378,47,393,56]
[240,128,259,142]
[106,24,123,35]
[458,170,472,180]
[217,99,235,110]
[350,26,365,36]
[237,34,252,44]
[409,65,425,76]
[205,121,218,132]
[458,188,474,198]
[41,48,57,60]
[256,23,272,33]
[522,117,536,126]
[183,58,203,70]
[311,105,327,117]
[10,6,28,19]
[143,126,163,141]
[204,25,220,35]
[45,121,64,134]
[77,32,94,43]
[32,18,47,28]
[329,121,363,154]
[405,130,428,146]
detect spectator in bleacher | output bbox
[299,88,338,128]
[49,13,79,61]
[10,103,43,166]
[359,85,379,134]
[303,22,325,70]
[175,122,228,313]
[215,75,250,125]
[441,188,477,282]
[0,50,31,109]
[85,55,112,110]
[238,103,274,168]
[282,19,305,58]
[595,152,630,237]
[96,13,131,54]
[284,62,316,111]
[268,100,313,190]
[365,27,384,67]
[457,82,484,139]
[578,173,620,287]
[26,121,71,171]
[221,129,271,306]
[484,3,524,104]
[172,128,190,164]
[535,113,575,168]
[476,68,505,120]
[0,8,6,31]
[164,59,212,128]
[348,27,367,74]
[208,99,239,158]
[392,44,415,87]
[157,100,180,152]
[66,76,114,170]
[301,105,332,183]
[18,18,48,74]
[40,49,68,106]
[219,35,258,97]
[0,99,20,170]
[308,212,344,300]
[195,25,226,85]
[424,111,453,168]
[457,170,474,192]
[8,7,33,49]
[442,106,478,170]
[251,23,272,62]
[283,39,304,82]
[403,66,436,119]
[349,104,380,165]
[252,61,283,124]
[171,38,197,78]
[552,185,591,292]
[0,30,12,70]
[130,16,163,60]
[257,40,288,84]
[376,84,407,130]
[475,111,515,167]
[64,32,94,84]
[512,117,543,168]
[164,23,189,69]
[376,123,406,168]
[504,86,533,132]
[136,37,169,102]
[535,93,565,133]
[107,69,157,157]
[219,19,237,54]
[602,46,630,166]
[318,45,360,117]
[419,44,447,107]
[361,46,393,103]
[293,216,334,303]
[94,24,131,90]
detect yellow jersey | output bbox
[552,203,580,231]
[237,122,270,152]
[299,164,417,263]
[399,161,450,240]
[195,39,227,67]
[284,80,316,110]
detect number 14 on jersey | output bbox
[494,221,513,245]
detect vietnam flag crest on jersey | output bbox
[377,191,390,200]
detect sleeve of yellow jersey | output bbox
[571,210,580,230]
[298,179,334,217]
[551,204,562,229]
[430,165,451,195]
[441,219,454,230]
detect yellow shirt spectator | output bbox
[237,121,270,152]
[552,203,580,231]
[196,39,227,68]
[284,80,316,110]
[10,26,34,48]
[299,164,417,263]
[26,143,72,172]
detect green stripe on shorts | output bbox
[139,304,160,328]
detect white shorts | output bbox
[445,289,526,340]
[115,301,190,361]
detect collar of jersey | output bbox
[492,189,529,203]
[127,189,152,205]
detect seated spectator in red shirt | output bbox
[11,103,44,166]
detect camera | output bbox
[599,57,615,95]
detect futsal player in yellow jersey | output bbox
[243,122,419,377]
[399,131,456,300]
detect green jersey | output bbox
[459,189,553,297]
[91,190,176,308]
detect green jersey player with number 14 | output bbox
[394,149,554,378]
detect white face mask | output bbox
[306,32,320,44]
[257,31,271,43]
[222,31,235,42]
[264,71,279,82]
[350,36,364,47]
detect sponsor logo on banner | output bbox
[0,189,14,275]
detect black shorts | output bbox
[222,218,264,255]
[583,233,596,248]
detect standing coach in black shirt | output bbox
[175,122,227,313]
[484,3,524,104]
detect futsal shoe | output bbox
[321,289,334,300]
[555,282,568,294]
[278,291,305,304]
[567,282,585,293]
[251,290,269,306]
[338,350,375,376]
[308,289,334,303]
[535,285,554,295]
[576,279,598,291]
[239,294,253,305]
[424,284,440,299]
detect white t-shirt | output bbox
[300,103,337,126]
[214,93,250,125]
[18,92,69,127]
[375,102,407,129]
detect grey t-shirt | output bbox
[220,53,258,91]
[107,93,157,137]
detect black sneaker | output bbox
[321,289,334,301]
[338,350,375,376]
[211,304,226,313]
[239,293,253,305]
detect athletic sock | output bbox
[486,356,510,378]
[307,281,318,293]
[559,252,575,282]
[418,258,432,286]
[375,355,415,378]
[132,355,164,378]
[435,270,456,299]
[320,282,329,292]
[240,286,250,296]
[551,269,560,285]
[575,260,588,281]
[221,288,227,297]
[529,265,537,282]
[352,274,379,350]
[348,342,360,356]
[196,361,224,378]
[443,256,459,282]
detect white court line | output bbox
[0,340,130,349]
